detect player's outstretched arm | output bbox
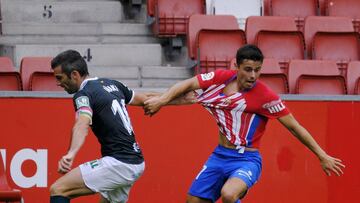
[278,114,345,176]
[144,77,200,116]
[58,115,90,174]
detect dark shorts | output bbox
[188,145,262,202]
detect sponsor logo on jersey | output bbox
[75,96,90,109]
[200,72,215,81]
[262,99,286,114]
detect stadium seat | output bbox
[269,0,319,31]
[208,0,263,29]
[326,0,360,32]
[20,57,54,91]
[260,58,289,94]
[288,60,346,94]
[0,155,23,202]
[187,14,239,67]
[197,29,246,73]
[152,0,205,37]
[346,61,360,95]
[255,30,305,72]
[0,57,22,91]
[0,57,15,72]
[312,32,360,74]
[146,0,156,24]
[304,16,354,58]
[245,16,298,45]
[29,72,63,91]
[263,0,270,15]
[0,73,22,91]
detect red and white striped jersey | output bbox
[196,69,290,148]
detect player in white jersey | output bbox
[144,45,345,203]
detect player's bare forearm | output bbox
[168,91,197,105]
[159,77,200,105]
[67,115,90,158]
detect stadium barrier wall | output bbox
[0,97,358,203]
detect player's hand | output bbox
[144,96,165,116]
[57,153,74,174]
[320,154,345,176]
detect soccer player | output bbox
[144,45,345,203]
[49,50,193,203]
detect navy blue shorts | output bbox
[188,145,262,202]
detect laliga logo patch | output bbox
[75,96,90,109]
[263,99,285,114]
[200,72,215,81]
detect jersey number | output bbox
[111,99,133,135]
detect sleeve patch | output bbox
[262,99,286,114]
[75,96,90,109]
[200,72,215,81]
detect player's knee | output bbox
[49,182,67,196]
[221,188,246,203]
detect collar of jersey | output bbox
[79,77,98,90]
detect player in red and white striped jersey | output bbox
[144,45,345,203]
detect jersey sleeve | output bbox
[114,81,134,104]
[257,89,290,119]
[196,69,234,90]
[73,91,93,123]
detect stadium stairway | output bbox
[0,0,190,90]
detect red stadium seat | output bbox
[0,57,15,72]
[0,57,22,91]
[255,30,305,72]
[269,0,319,31]
[147,0,155,18]
[260,58,289,94]
[197,29,246,74]
[346,61,360,95]
[187,14,239,67]
[0,73,22,91]
[0,155,23,202]
[153,0,205,37]
[20,57,53,91]
[245,16,298,45]
[312,32,360,74]
[304,16,354,58]
[326,0,360,32]
[288,60,345,94]
[29,72,63,91]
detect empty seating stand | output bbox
[208,0,263,29]
[326,0,360,32]
[304,16,354,59]
[187,14,239,68]
[20,57,62,91]
[0,57,22,91]
[196,29,246,74]
[260,58,289,94]
[0,155,23,203]
[346,61,360,95]
[268,0,319,31]
[288,60,346,94]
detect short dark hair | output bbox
[236,44,264,65]
[51,50,89,78]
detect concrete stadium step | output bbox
[0,23,159,44]
[0,0,123,23]
[88,66,141,88]
[1,44,162,67]
[141,66,193,88]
